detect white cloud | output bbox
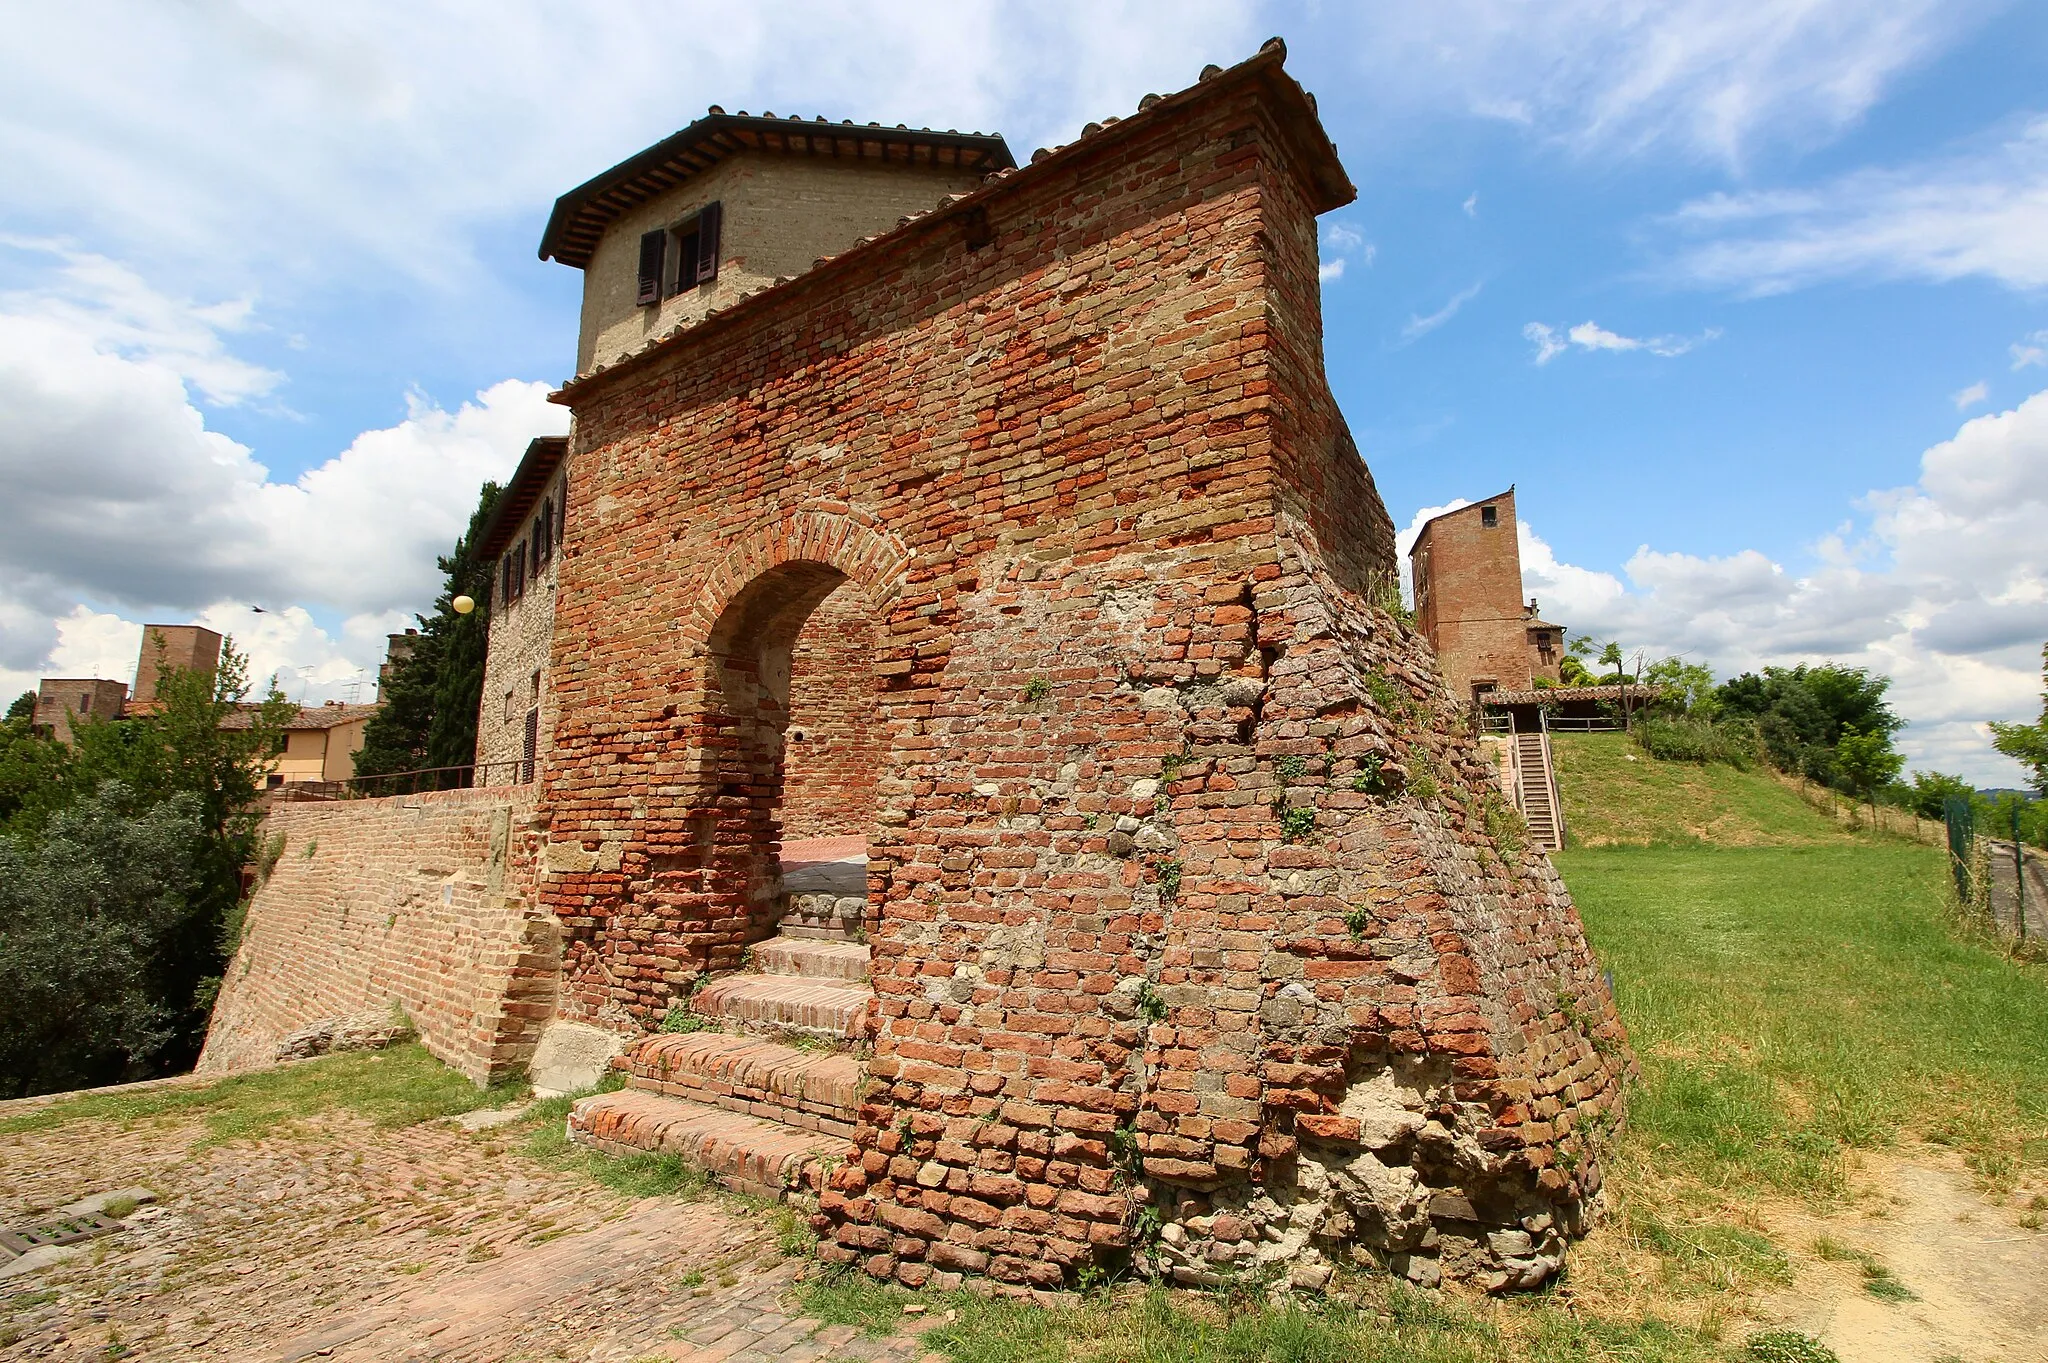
[1402,281,1483,341]
[1462,193,1479,218]
[1953,380,1990,410]
[0,253,562,691]
[0,2,1263,302]
[1318,221,1373,285]
[1331,0,1985,168]
[1496,389,2048,785]
[1524,318,1718,363]
[2013,330,2048,369]
[1660,114,2048,295]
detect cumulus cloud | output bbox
[0,2,1264,300]
[1523,319,1719,364]
[1659,114,2048,295]
[1455,389,2048,785]
[1402,281,1483,341]
[0,252,563,700]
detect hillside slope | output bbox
[1548,733,2048,1358]
[1552,731,1848,847]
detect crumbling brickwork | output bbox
[199,786,556,1084]
[536,43,1628,1292]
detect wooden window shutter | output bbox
[521,708,539,783]
[636,230,666,305]
[694,201,722,285]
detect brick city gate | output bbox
[539,42,1631,1294]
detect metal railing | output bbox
[266,759,534,803]
[1544,715,1624,733]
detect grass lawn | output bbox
[1552,732,1838,848]
[1560,841,2048,1199]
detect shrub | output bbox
[1634,716,1756,769]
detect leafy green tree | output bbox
[0,784,205,1096]
[1906,770,1977,821]
[1989,643,2048,797]
[1837,726,1906,805]
[6,691,33,721]
[1715,663,1902,787]
[0,703,70,826]
[1643,656,1719,715]
[356,480,499,785]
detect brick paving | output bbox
[0,1103,939,1362]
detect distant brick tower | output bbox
[1408,490,1533,705]
[131,625,224,707]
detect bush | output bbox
[0,784,205,1096]
[1633,716,1756,768]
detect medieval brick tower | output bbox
[529,41,1629,1294]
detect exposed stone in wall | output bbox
[537,44,1630,1290]
[783,580,882,841]
[199,786,557,1085]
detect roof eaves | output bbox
[476,436,569,561]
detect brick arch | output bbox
[682,504,913,652]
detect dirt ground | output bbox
[1748,1148,2048,1363]
[3,1093,2042,1363]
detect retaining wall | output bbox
[198,785,557,1085]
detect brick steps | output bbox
[566,1088,841,1200]
[753,937,869,982]
[619,1033,861,1136]
[694,975,871,1039]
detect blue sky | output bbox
[2,1,2045,783]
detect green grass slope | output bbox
[1549,732,2048,1205]
[1552,731,1841,847]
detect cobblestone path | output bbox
[0,1105,943,1362]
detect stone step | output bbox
[567,1089,842,1200]
[694,975,872,1040]
[754,936,870,982]
[619,1033,861,1136]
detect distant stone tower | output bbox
[131,624,224,707]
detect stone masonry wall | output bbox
[477,469,566,784]
[783,581,883,840]
[198,786,557,1085]
[539,45,1629,1291]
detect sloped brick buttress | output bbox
[538,40,1632,1294]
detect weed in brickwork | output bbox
[796,1266,906,1336]
[1343,904,1370,938]
[1022,677,1051,702]
[1134,980,1168,1023]
[514,1087,708,1200]
[0,1043,516,1141]
[1154,858,1182,902]
[1481,793,1526,855]
[1362,670,1405,716]
[1274,753,1308,781]
[1278,805,1316,842]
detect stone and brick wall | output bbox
[783,581,883,840]
[1409,491,1532,702]
[198,786,556,1085]
[477,470,566,784]
[537,43,1628,1293]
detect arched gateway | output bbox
[527,41,1631,1294]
